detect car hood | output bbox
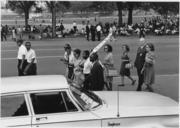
[92,91,179,118]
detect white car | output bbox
[1,75,179,128]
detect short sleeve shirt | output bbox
[64,51,74,64]
[17,45,27,60]
[96,25,101,32]
[83,58,93,74]
[104,52,114,65]
[26,49,37,63]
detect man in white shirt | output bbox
[96,24,102,41]
[82,50,93,90]
[17,39,27,76]
[60,43,75,80]
[24,42,37,75]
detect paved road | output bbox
[1,35,179,101]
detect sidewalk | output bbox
[112,74,179,102]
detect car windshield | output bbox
[70,86,102,110]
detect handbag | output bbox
[125,63,133,69]
[107,67,118,77]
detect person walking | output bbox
[141,43,155,92]
[96,23,102,41]
[24,42,37,75]
[17,25,23,39]
[73,21,77,34]
[60,22,65,37]
[1,25,7,41]
[90,25,96,41]
[134,38,147,91]
[16,39,27,76]
[119,44,136,86]
[103,44,114,90]
[89,53,104,91]
[86,23,90,41]
[12,27,17,41]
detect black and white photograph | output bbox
[1,0,179,127]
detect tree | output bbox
[125,2,150,25]
[45,1,70,38]
[127,2,134,25]
[116,2,123,26]
[6,1,36,28]
[89,2,115,12]
[151,2,179,17]
[70,2,92,13]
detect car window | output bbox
[61,91,78,112]
[70,86,102,110]
[1,94,29,117]
[30,91,78,115]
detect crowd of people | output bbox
[1,16,179,42]
[12,26,156,92]
[60,36,156,92]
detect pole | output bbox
[117,85,120,117]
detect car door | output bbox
[1,93,32,127]
[28,90,101,127]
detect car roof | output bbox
[1,75,69,94]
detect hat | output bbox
[64,43,71,49]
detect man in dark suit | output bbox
[90,25,96,41]
[134,38,147,91]
[89,53,104,91]
[86,23,90,41]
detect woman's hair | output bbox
[122,44,130,52]
[83,50,90,57]
[147,43,155,51]
[73,49,81,55]
[104,44,113,52]
[17,39,24,44]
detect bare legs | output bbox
[120,75,136,86]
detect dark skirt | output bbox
[120,62,130,76]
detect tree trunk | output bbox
[25,10,29,29]
[128,8,133,25]
[52,7,56,38]
[117,2,123,27]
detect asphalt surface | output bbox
[1,35,179,101]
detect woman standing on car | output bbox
[141,43,155,92]
[119,44,136,86]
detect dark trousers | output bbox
[97,31,101,41]
[26,63,37,75]
[68,66,74,80]
[136,69,144,91]
[17,59,27,76]
[83,74,91,90]
[86,32,89,41]
[91,32,95,41]
[73,26,77,33]
[1,33,7,41]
